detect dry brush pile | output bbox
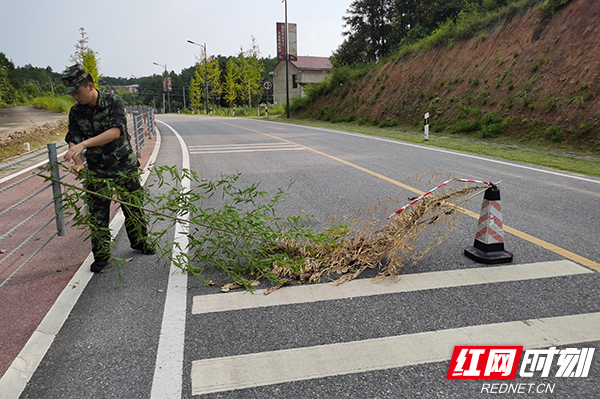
[265,182,487,293]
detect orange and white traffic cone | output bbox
[464,184,513,264]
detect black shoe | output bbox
[91,258,109,273]
[131,242,156,255]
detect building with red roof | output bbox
[270,56,333,104]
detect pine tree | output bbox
[70,27,103,88]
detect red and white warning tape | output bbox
[389,178,493,218]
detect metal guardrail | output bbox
[0,107,156,288]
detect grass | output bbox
[264,117,600,178]
[32,95,75,114]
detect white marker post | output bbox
[424,112,430,141]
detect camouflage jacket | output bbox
[66,90,139,178]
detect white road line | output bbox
[191,312,600,395]
[189,141,293,150]
[192,260,591,314]
[189,142,304,154]
[150,121,189,399]
[257,120,600,185]
[190,148,305,154]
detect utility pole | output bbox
[284,0,290,119]
[187,40,210,115]
[153,62,170,113]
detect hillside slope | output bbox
[300,0,599,151]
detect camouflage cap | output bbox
[61,64,90,94]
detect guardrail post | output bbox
[47,143,66,236]
[133,112,142,158]
[147,106,154,139]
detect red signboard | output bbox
[277,23,286,61]
[277,22,297,61]
[163,77,172,92]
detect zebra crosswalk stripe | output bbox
[192,260,591,315]
[189,260,597,395]
[191,312,600,395]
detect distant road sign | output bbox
[263,80,273,91]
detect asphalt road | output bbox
[11,115,600,399]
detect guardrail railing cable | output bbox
[0,144,64,173]
[0,170,45,194]
[0,215,58,286]
[0,183,52,219]
[0,201,54,243]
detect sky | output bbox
[0,0,351,78]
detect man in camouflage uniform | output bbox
[61,64,154,273]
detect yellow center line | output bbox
[220,121,600,271]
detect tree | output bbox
[189,46,223,113]
[236,49,250,106]
[70,27,103,88]
[223,58,240,108]
[0,53,19,89]
[245,36,266,106]
[189,68,204,112]
[0,65,15,107]
[206,57,223,107]
[334,0,494,66]
[339,0,395,64]
[0,53,17,106]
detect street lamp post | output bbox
[283,0,291,119]
[187,40,210,116]
[153,62,171,113]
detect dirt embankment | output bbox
[303,0,599,149]
[0,119,68,161]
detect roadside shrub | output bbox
[501,117,520,128]
[481,123,502,138]
[482,112,502,126]
[450,120,481,134]
[290,95,309,112]
[568,91,593,108]
[539,0,572,17]
[478,90,491,105]
[328,114,356,123]
[542,94,559,113]
[431,120,446,132]
[379,118,399,128]
[545,125,565,142]
[268,104,286,115]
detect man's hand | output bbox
[65,141,86,176]
[64,142,86,163]
[68,162,85,176]
[64,127,121,163]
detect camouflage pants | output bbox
[84,174,149,261]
